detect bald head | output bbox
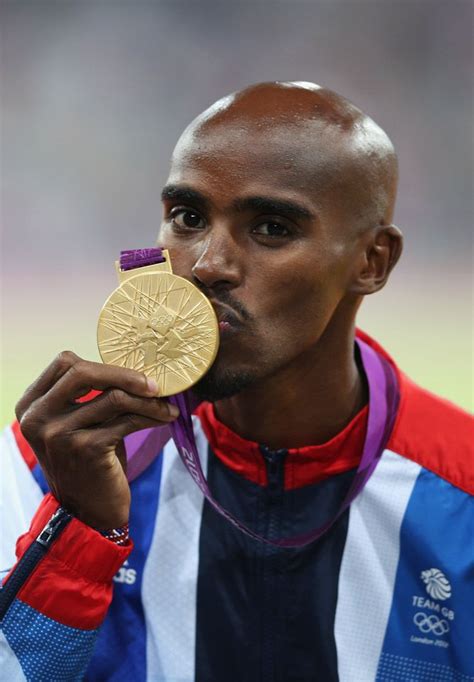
[172,81,398,228]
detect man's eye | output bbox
[171,210,205,230]
[253,222,290,238]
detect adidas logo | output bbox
[114,560,137,585]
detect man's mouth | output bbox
[211,302,244,334]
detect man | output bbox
[1,82,472,681]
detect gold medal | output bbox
[97,250,219,396]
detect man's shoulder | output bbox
[388,371,473,495]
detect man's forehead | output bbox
[170,117,350,185]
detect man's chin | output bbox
[192,366,255,403]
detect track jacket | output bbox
[1,332,473,682]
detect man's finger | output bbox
[58,389,179,431]
[42,360,159,412]
[15,350,80,421]
[87,414,173,448]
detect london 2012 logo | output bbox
[420,568,452,601]
[410,568,454,649]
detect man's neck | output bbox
[213,329,367,450]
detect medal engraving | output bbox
[97,271,219,396]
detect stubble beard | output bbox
[192,363,256,402]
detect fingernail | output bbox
[147,378,159,394]
[168,403,180,418]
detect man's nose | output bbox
[191,229,241,290]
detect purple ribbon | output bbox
[120,248,166,271]
[121,249,400,547]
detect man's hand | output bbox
[15,351,179,530]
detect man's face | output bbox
[159,120,360,401]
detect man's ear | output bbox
[350,225,403,295]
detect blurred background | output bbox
[1,0,472,426]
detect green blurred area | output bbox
[2,2,472,428]
[2,270,472,429]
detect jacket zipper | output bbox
[0,507,72,621]
[260,445,287,682]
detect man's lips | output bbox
[218,320,233,333]
[210,301,244,330]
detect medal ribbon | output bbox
[121,249,400,548]
[120,248,166,270]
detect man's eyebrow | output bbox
[232,195,314,220]
[161,186,315,220]
[160,184,210,209]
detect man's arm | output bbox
[0,352,179,680]
[1,492,131,681]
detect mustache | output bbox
[197,285,252,322]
